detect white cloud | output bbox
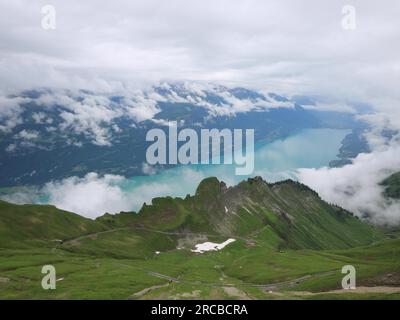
[0,0,398,101]
[297,144,400,226]
[35,168,206,218]
[15,129,39,140]
[0,0,400,225]
[43,173,134,218]
[32,112,46,124]
[23,90,160,146]
[301,102,356,113]
[5,143,17,152]
[122,95,160,122]
[1,0,398,140]
[296,93,400,226]
[0,96,30,132]
[48,93,120,146]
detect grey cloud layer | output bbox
[0,1,399,98]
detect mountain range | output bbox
[1,176,399,299]
[0,83,367,187]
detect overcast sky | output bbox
[1,1,400,221]
[0,0,399,101]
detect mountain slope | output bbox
[96,176,385,252]
[0,178,397,300]
[381,171,400,199]
[0,177,384,254]
[0,200,106,248]
[0,84,364,187]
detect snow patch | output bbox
[191,239,236,253]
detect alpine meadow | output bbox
[1,0,400,303]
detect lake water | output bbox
[8,127,348,216]
[115,128,349,210]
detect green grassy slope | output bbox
[0,177,397,300]
[381,171,400,199]
[95,177,384,252]
[0,177,385,255]
[0,200,107,248]
[0,237,399,299]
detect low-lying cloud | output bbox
[37,169,207,218]
[298,143,400,226]
[42,173,133,218]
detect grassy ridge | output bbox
[0,177,397,299]
[0,200,106,248]
[93,177,385,252]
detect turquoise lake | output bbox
[115,128,349,211]
[23,127,349,216]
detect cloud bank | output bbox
[0,0,399,100]
[298,139,400,226]
[37,169,207,218]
